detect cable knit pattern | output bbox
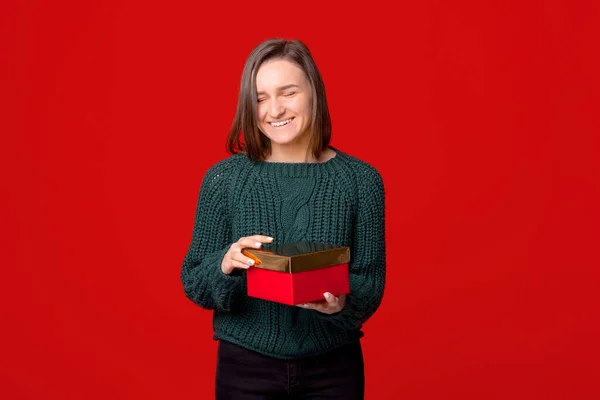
[181,147,386,360]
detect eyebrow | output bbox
[257,84,300,96]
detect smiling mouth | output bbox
[269,118,294,127]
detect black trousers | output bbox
[215,339,365,400]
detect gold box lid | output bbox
[243,241,350,273]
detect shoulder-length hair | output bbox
[226,38,332,162]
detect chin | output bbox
[264,132,303,146]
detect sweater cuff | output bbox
[210,246,246,311]
[312,294,364,331]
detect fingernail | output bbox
[255,242,262,248]
[247,259,255,266]
[324,292,331,299]
[267,237,274,241]
[245,253,262,266]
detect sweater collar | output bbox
[252,146,344,178]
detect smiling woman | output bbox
[226,39,334,163]
[255,60,313,152]
[181,38,386,400]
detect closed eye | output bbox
[283,92,296,97]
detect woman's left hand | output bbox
[297,292,346,314]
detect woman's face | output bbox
[255,58,313,147]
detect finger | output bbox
[237,238,268,250]
[245,235,274,245]
[230,260,250,270]
[298,301,335,314]
[323,292,338,304]
[231,251,258,266]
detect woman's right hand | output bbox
[221,235,274,275]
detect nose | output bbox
[268,98,285,119]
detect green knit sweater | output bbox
[180,147,386,360]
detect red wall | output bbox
[2,1,598,399]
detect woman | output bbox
[181,38,386,399]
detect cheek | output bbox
[257,106,267,123]
[291,97,311,119]
[302,97,313,118]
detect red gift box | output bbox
[243,242,350,306]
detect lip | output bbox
[269,117,294,128]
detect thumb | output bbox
[323,292,337,304]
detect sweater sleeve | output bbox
[180,161,245,311]
[314,163,386,331]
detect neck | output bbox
[266,137,319,163]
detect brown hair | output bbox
[226,38,332,161]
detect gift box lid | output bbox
[242,241,350,273]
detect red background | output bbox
[1,1,599,399]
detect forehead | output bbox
[255,59,307,90]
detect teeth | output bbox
[270,118,292,127]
